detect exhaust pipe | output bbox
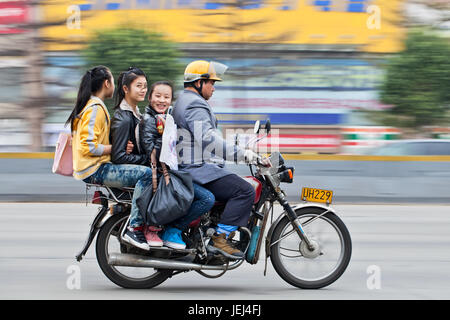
[108,253,242,271]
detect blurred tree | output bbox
[82,27,183,113]
[371,30,450,131]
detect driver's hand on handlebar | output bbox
[257,156,272,168]
[244,150,271,167]
[244,149,259,165]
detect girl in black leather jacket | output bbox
[140,81,215,250]
[110,67,149,166]
[110,67,157,249]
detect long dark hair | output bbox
[148,80,175,110]
[66,65,111,131]
[114,67,147,110]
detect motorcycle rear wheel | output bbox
[270,207,352,289]
[96,212,173,289]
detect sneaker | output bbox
[144,225,163,247]
[123,226,150,251]
[161,227,186,250]
[207,233,244,260]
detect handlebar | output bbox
[256,155,272,168]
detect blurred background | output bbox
[2,2,450,299]
[0,0,449,155]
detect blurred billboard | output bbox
[42,0,404,52]
[209,57,390,125]
[2,0,411,153]
[0,0,28,34]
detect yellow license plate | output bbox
[301,187,333,204]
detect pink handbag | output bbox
[52,132,73,176]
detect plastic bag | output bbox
[159,113,178,170]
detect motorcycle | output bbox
[75,120,352,289]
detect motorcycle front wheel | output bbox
[96,212,173,289]
[270,207,352,289]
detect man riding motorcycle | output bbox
[172,60,270,260]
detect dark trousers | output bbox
[203,174,255,227]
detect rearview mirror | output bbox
[265,119,271,134]
[253,120,261,134]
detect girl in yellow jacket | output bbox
[66,65,153,251]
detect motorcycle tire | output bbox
[96,212,173,289]
[270,207,352,289]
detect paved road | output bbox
[1,203,449,300]
[1,158,450,203]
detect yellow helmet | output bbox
[184,60,228,83]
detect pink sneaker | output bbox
[144,225,163,247]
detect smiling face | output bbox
[150,84,172,114]
[123,75,148,105]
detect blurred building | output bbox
[2,0,412,152]
[0,0,31,151]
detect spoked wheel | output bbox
[270,207,352,289]
[96,212,173,289]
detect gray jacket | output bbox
[172,90,245,184]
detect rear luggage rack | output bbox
[86,183,134,204]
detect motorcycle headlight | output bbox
[267,152,294,184]
[277,167,294,183]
